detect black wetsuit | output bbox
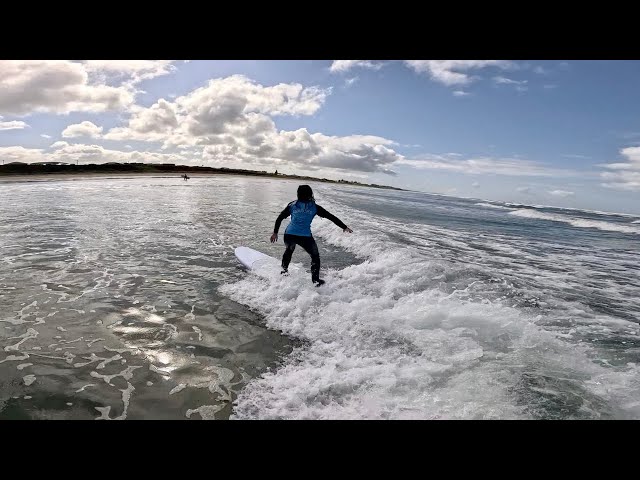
[274,201,347,283]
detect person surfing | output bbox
[270,185,352,286]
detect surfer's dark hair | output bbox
[297,185,314,202]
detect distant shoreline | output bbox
[0,162,406,191]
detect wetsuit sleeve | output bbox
[316,205,348,230]
[274,204,291,234]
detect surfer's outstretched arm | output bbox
[271,204,292,242]
[316,205,352,232]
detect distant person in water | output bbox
[271,185,352,286]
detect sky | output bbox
[1,60,640,214]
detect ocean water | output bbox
[1,175,639,419]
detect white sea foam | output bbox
[221,208,640,419]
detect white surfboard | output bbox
[234,246,301,277]
[234,246,277,270]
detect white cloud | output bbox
[452,90,470,97]
[493,76,527,86]
[183,75,329,117]
[516,186,532,193]
[127,99,179,137]
[329,61,384,73]
[0,143,192,166]
[472,181,480,188]
[0,61,137,116]
[619,146,640,163]
[344,77,359,87]
[0,137,400,177]
[330,60,521,88]
[0,120,29,131]
[40,134,52,139]
[548,189,575,197]
[0,61,179,117]
[493,76,527,85]
[0,146,48,163]
[102,75,400,175]
[494,76,529,92]
[105,75,330,143]
[599,146,640,191]
[601,171,640,191]
[62,121,103,138]
[199,130,401,175]
[82,60,176,86]
[0,67,403,178]
[396,153,576,177]
[404,60,513,86]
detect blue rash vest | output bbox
[274,200,347,237]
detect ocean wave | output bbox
[509,209,640,235]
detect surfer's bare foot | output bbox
[314,279,325,287]
[281,269,289,276]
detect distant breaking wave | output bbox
[474,203,513,210]
[509,209,640,235]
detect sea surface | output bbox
[1,175,639,419]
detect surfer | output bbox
[270,185,352,286]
